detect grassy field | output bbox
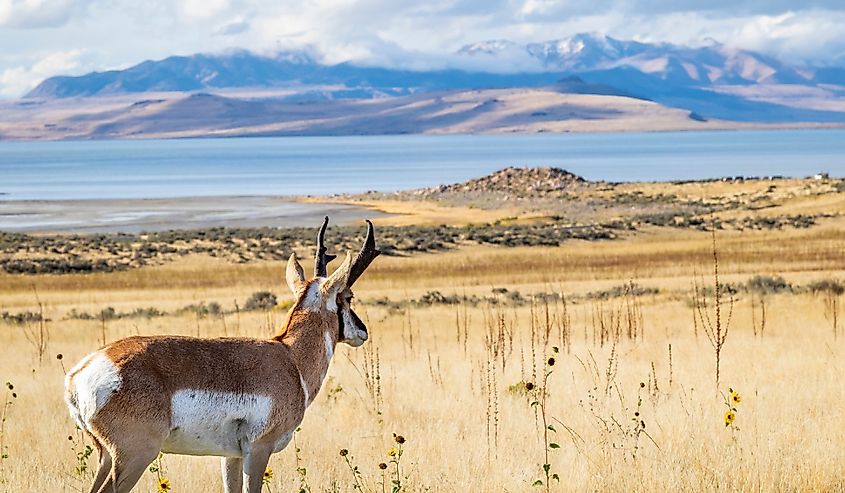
[1,216,844,492]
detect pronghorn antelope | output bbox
[64,217,381,493]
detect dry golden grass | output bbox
[300,196,526,226]
[1,225,844,492]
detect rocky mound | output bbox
[425,167,585,195]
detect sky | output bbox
[2,0,845,98]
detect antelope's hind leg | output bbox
[94,423,167,493]
[104,445,162,493]
[87,435,112,493]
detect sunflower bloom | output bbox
[724,410,736,427]
[387,448,398,457]
[157,478,171,493]
[731,391,741,405]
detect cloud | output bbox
[0,0,91,28]
[0,49,85,97]
[181,0,230,20]
[513,0,845,18]
[239,2,845,68]
[728,10,845,64]
[214,18,250,36]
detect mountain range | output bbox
[29,34,845,97]
[6,33,845,139]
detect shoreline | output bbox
[0,196,389,234]
[2,122,845,143]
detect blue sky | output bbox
[2,0,845,97]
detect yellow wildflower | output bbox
[731,390,741,405]
[387,448,398,457]
[724,410,736,427]
[157,478,171,493]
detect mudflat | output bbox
[0,196,387,233]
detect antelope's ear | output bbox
[286,253,306,295]
[322,251,353,296]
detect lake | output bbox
[1,130,844,201]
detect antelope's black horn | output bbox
[314,216,336,277]
[346,219,381,287]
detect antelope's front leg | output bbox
[243,442,273,493]
[222,457,243,493]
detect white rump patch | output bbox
[162,390,272,457]
[65,352,122,429]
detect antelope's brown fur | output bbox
[64,219,378,493]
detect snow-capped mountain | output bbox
[456,40,523,57]
[527,34,653,72]
[456,33,812,86]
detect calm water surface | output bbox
[1,130,844,201]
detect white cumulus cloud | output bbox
[0,0,89,28]
[0,49,85,97]
[181,0,230,20]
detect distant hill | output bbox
[1,86,742,140]
[423,166,586,195]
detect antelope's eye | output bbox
[346,294,354,303]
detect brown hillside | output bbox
[424,166,586,195]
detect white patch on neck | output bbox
[324,331,334,364]
[65,352,122,430]
[163,390,272,458]
[298,370,310,407]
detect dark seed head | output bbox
[378,462,388,470]
[525,382,535,391]
[339,449,348,457]
[547,357,556,367]
[11,393,16,399]
[56,354,63,360]
[639,382,645,388]
[394,435,405,444]
[68,436,74,441]
[5,383,12,390]
[634,412,639,417]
